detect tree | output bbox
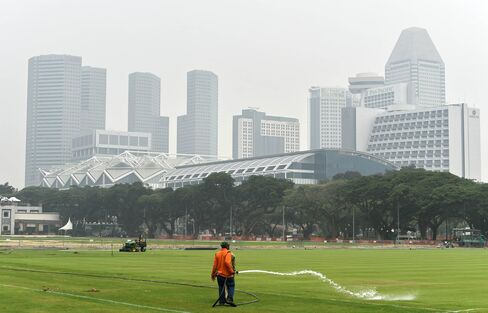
[0,182,16,196]
[235,176,293,237]
[104,182,151,236]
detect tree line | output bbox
[3,167,488,240]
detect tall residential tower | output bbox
[128,72,169,153]
[177,70,218,156]
[309,87,348,149]
[80,66,106,133]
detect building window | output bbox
[2,225,9,231]
[139,137,149,147]
[120,136,129,145]
[130,136,138,146]
[2,210,9,218]
[99,134,108,144]
[109,135,119,145]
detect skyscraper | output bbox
[385,27,445,106]
[128,72,169,153]
[309,87,348,149]
[25,54,82,186]
[177,70,218,156]
[232,109,299,159]
[80,66,106,133]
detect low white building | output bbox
[0,201,61,235]
[342,103,481,180]
[72,129,152,162]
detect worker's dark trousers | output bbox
[217,275,235,303]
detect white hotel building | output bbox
[233,109,299,159]
[342,103,480,180]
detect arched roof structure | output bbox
[40,149,397,189]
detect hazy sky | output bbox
[1,0,487,188]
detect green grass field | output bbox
[1,247,488,312]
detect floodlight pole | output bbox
[352,206,355,244]
[396,199,400,243]
[282,206,285,241]
[230,206,233,240]
[185,207,188,238]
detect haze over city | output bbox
[1,0,487,187]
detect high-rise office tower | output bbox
[25,54,82,186]
[385,27,445,107]
[128,72,169,153]
[309,87,348,149]
[177,70,218,156]
[232,109,300,159]
[80,66,106,133]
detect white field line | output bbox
[0,283,191,313]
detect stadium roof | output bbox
[40,149,398,189]
[40,151,220,189]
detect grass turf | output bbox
[1,247,488,312]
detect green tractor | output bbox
[119,236,147,252]
[452,228,487,248]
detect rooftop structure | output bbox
[40,149,398,189]
[348,73,384,95]
[40,151,221,189]
[72,130,152,162]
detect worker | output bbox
[211,241,237,306]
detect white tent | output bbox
[8,197,21,202]
[59,218,73,231]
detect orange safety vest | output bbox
[211,248,235,278]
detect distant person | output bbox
[211,241,237,306]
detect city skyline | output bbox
[1,0,487,187]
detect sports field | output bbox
[1,245,487,312]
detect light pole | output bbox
[282,206,286,241]
[229,206,233,239]
[184,207,188,238]
[352,206,355,244]
[396,199,400,243]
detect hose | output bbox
[0,266,259,306]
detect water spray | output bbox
[239,269,416,301]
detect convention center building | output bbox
[40,149,398,189]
